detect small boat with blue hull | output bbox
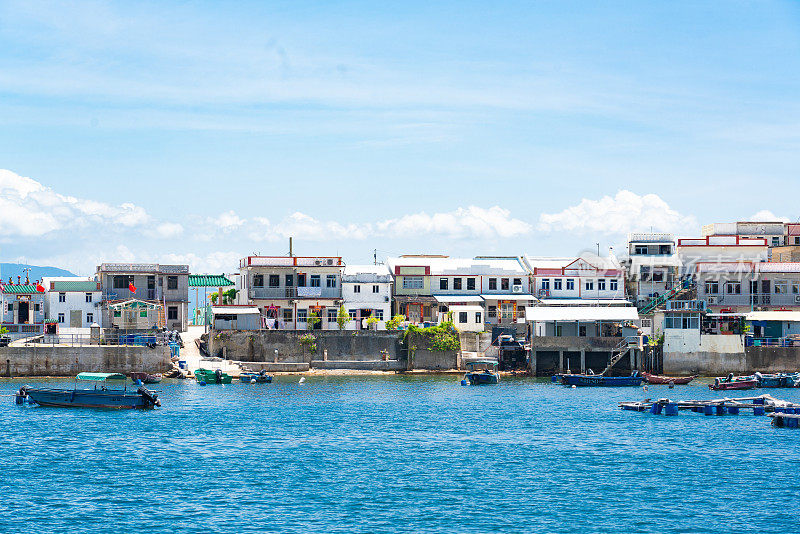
[16,372,160,409]
[462,360,500,385]
[754,372,800,388]
[560,372,644,387]
[240,371,273,383]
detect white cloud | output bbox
[209,210,245,233]
[0,169,151,236]
[152,222,184,238]
[538,190,697,236]
[377,206,532,239]
[746,210,790,223]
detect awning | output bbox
[525,306,639,322]
[448,305,484,312]
[480,294,537,301]
[537,299,632,307]
[433,295,483,303]
[189,275,234,287]
[77,372,127,381]
[745,311,800,322]
[109,299,161,310]
[211,306,261,316]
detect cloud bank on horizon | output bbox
[0,169,733,275]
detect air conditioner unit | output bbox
[512,285,523,294]
[795,296,800,303]
[326,259,334,266]
[707,297,716,304]
[314,260,322,266]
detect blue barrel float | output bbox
[664,403,678,416]
[650,402,663,415]
[728,406,740,415]
[703,405,714,416]
[753,397,765,416]
[716,405,726,416]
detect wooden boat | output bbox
[709,375,758,390]
[462,360,500,385]
[240,372,273,383]
[560,372,644,387]
[194,368,232,384]
[642,372,697,385]
[129,372,163,384]
[754,372,800,388]
[16,373,160,409]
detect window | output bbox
[793,282,800,294]
[488,306,497,318]
[585,280,594,291]
[85,293,92,303]
[541,279,550,290]
[113,275,132,289]
[297,309,308,322]
[326,275,337,288]
[458,312,468,324]
[353,285,361,293]
[598,279,606,291]
[375,310,384,321]
[403,276,423,289]
[140,310,148,318]
[327,309,337,322]
[634,245,648,255]
[556,325,563,337]
[34,303,40,312]
[772,237,781,247]
[501,278,509,290]
[554,279,562,291]
[725,282,741,294]
[168,306,178,320]
[283,309,293,322]
[705,281,719,295]
[285,274,294,287]
[579,325,587,337]
[6,303,12,312]
[310,275,321,287]
[453,278,462,290]
[566,279,575,291]
[58,293,66,303]
[665,314,700,330]
[167,276,178,290]
[795,237,800,245]
[266,275,278,288]
[58,313,65,323]
[750,280,759,294]
[348,309,357,320]
[113,310,121,318]
[86,313,93,324]
[775,280,788,294]
[148,276,156,290]
[488,278,497,290]
[440,278,448,290]
[253,274,264,287]
[298,274,306,287]
[610,280,618,291]
[659,245,672,255]
[652,271,664,282]
[513,278,522,286]
[373,285,379,293]
[475,312,482,323]
[467,278,476,290]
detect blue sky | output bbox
[0,0,799,275]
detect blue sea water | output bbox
[1,375,799,534]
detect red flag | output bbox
[129,282,137,293]
[36,283,45,293]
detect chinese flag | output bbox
[36,283,45,293]
[129,282,137,293]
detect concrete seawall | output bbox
[0,345,171,376]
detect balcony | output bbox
[103,288,159,302]
[250,286,341,300]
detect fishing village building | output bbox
[238,255,344,330]
[620,232,682,306]
[0,277,46,337]
[42,277,103,329]
[96,263,190,332]
[340,264,392,330]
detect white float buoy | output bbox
[299,377,306,384]
[571,385,577,389]
[250,378,256,384]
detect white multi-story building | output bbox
[340,264,392,330]
[620,233,682,305]
[677,235,768,275]
[703,221,787,248]
[524,253,627,304]
[43,277,103,329]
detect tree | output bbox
[336,305,350,330]
[306,311,321,331]
[366,316,379,330]
[386,314,406,330]
[210,288,239,305]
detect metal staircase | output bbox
[600,337,638,376]
[639,278,695,315]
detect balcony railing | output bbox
[250,286,341,299]
[745,336,800,348]
[703,293,800,307]
[103,289,159,301]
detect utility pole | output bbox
[374,249,377,266]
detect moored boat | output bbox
[462,360,500,385]
[194,368,232,384]
[709,374,758,391]
[129,372,163,384]
[240,371,273,383]
[16,373,160,409]
[560,372,644,387]
[754,372,800,388]
[642,372,697,385]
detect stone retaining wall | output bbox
[0,345,171,376]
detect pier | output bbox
[620,394,800,416]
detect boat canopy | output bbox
[76,372,127,381]
[466,360,498,368]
